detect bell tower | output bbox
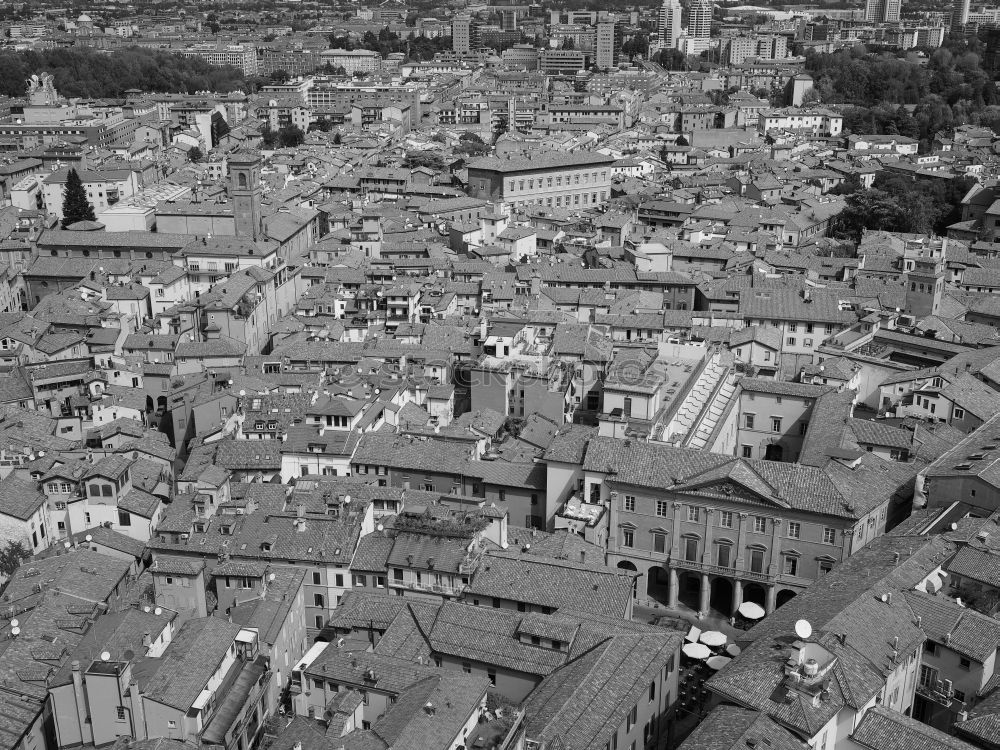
[229,151,262,241]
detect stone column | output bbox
[732,579,743,617]
[672,501,684,553]
[669,567,679,608]
[766,584,778,613]
[698,573,711,618]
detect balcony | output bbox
[671,556,774,583]
[917,680,954,707]
[390,578,465,597]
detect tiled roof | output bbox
[0,470,46,521]
[138,617,241,711]
[947,544,1000,586]
[523,632,682,750]
[467,552,633,617]
[675,705,805,750]
[852,705,979,750]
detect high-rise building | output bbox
[500,9,517,31]
[952,0,971,31]
[453,15,473,54]
[660,0,682,49]
[595,18,622,69]
[688,0,712,39]
[864,0,901,23]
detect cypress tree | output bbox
[61,168,96,228]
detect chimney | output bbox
[424,702,435,716]
[142,632,151,648]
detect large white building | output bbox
[319,48,382,75]
[176,43,258,76]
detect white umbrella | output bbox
[706,655,732,671]
[700,630,727,647]
[739,601,766,620]
[726,644,742,657]
[685,625,702,643]
[682,642,712,660]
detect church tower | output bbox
[229,151,262,241]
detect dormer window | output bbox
[261,542,272,551]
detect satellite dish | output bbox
[100,651,111,661]
[154,607,162,616]
[794,619,812,640]
[123,649,135,661]
[143,606,150,613]
[85,534,93,543]
[376,523,384,532]
[268,573,275,582]
[343,495,351,504]
[11,627,20,637]
[10,619,19,628]
[950,523,958,530]
[880,593,889,602]
[63,541,71,549]
[239,390,246,397]
[38,451,45,457]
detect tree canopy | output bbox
[0,46,246,98]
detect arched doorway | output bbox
[743,582,766,607]
[145,395,154,413]
[156,395,168,410]
[764,443,784,461]
[776,589,798,609]
[647,566,670,604]
[678,571,701,611]
[710,577,734,616]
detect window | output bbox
[753,516,766,534]
[924,641,938,656]
[648,680,656,702]
[312,572,321,585]
[720,511,733,528]
[622,529,634,548]
[655,500,668,517]
[742,445,752,458]
[823,527,836,544]
[315,615,324,629]
[684,537,698,562]
[335,574,344,587]
[487,668,497,685]
[117,510,131,526]
[623,495,635,512]
[959,657,972,670]
[749,548,765,573]
[744,413,755,429]
[652,532,666,553]
[771,417,782,432]
[717,543,732,568]
[819,560,834,575]
[919,664,938,688]
[954,408,965,420]
[116,706,126,721]
[462,662,472,674]
[787,336,796,346]
[783,556,798,576]
[787,522,800,539]
[314,594,325,608]
[626,704,637,732]
[687,506,700,522]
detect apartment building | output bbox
[758,108,844,137]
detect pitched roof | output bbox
[852,705,979,750]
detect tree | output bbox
[277,124,305,148]
[188,147,204,163]
[675,134,689,146]
[268,69,290,83]
[61,168,96,228]
[332,132,342,145]
[0,540,29,577]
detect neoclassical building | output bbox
[547,434,903,618]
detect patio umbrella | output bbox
[738,601,766,620]
[726,644,742,657]
[682,642,712,660]
[706,655,732,670]
[699,630,727,647]
[685,625,702,643]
